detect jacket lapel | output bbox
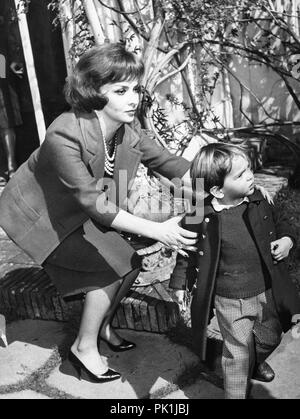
[78,111,101,155]
[77,111,105,179]
[78,112,143,207]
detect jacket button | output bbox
[263,215,268,220]
[199,251,204,256]
[204,217,210,223]
[202,234,206,239]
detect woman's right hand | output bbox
[151,215,198,251]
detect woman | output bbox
[0,43,197,383]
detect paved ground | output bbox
[0,319,223,399]
[0,319,300,399]
[0,167,300,399]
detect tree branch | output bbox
[203,45,283,124]
[98,0,148,16]
[163,29,201,119]
[154,52,192,90]
[280,73,300,110]
[201,124,300,156]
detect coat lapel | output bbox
[245,190,275,271]
[245,190,265,248]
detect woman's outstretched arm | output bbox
[111,210,197,249]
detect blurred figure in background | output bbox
[0,3,24,180]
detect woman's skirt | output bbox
[43,221,151,298]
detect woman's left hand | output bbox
[255,184,273,204]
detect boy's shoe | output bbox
[252,361,275,382]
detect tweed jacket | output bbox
[0,111,190,270]
[170,190,300,361]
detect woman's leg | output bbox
[0,127,17,177]
[100,268,140,344]
[71,279,122,375]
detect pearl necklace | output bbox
[103,133,117,177]
[96,112,117,177]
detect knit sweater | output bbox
[215,202,268,299]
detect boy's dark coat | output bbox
[170,190,300,361]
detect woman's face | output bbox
[99,79,140,128]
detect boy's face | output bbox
[220,155,255,201]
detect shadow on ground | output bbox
[165,319,224,395]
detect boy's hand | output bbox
[271,237,293,261]
[173,290,187,313]
[255,184,273,204]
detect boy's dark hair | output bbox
[64,43,144,113]
[190,142,250,193]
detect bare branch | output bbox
[142,18,165,88]
[239,85,254,126]
[280,73,300,110]
[200,123,300,156]
[163,29,201,119]
[133,0,150,33]
[98,0,148,16]
[147,41,188,92]
[154,52,192,90]
[106,0,151,41]
[203,45,283,124]
[204,38,294,78]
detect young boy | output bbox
[170,143,300,399]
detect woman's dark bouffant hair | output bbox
[64,43,145,113]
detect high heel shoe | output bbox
[101,337,136,352]
[67,351,121,383]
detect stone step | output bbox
[0,264,180,333]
